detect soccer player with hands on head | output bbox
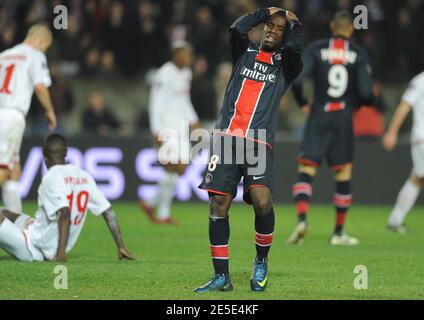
[196,7,302,293]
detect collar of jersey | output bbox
[255,49,274,65]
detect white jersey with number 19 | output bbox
[25,164,111,261]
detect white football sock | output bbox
[157,172,179,220]
[388,179,420,226]
[146,172,170,207]
[2,181,22,212]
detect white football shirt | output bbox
[26,164,111,261]
[402,72,424,144]
[148,61,199,135]
[0,43,51,115]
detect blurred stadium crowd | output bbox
[1,0,423,137]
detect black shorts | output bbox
[298,110,354,170]
[199,134,274,204]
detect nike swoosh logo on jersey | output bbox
[247,48,259,53]
[253,176,265,180]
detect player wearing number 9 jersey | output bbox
[0,134,135,262]
[287,11,374,246]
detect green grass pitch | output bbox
[0,202,423,300]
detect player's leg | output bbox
[289,115,328,244]
[248,186,274,291]
[387,144,424,232]
[0,207,20,222]
[387,174,424,232]
[0,110,25,211]
[140,135,188,224]
[140,163,180,223]
[2,162,22,212]
[293,164,317,224]
[0,207,33,229]
[195,136,240,292]
[0,168,10,186]
[288,164,316,244]
[0,109,12,187]
[194,193,234,293]
[250,187,274,261]
[156,163,187,224]
[0,210,33,261]
[208,194,232,276]
[327,114,358,245]
[156,164,181,224]
[331,164,357,242]
[241,141,274,291]
[0,141,12,187]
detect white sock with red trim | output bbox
[157,172,179,220]
[388,178,420,226]
[2,181,22,212]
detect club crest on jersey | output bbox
[240,62,276,83]
[205,173,213,183]
[274,53,282,61]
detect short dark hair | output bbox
[273,10,286,17]
[43,133,67,156]
[333,10,353,24]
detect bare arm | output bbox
[55,207,71,262]
[34,84,57,130]
[382,101,412,151]
[102,208,135,260]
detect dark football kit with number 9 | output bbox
[292,37,374,170]
[199,9,303,203]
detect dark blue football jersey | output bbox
[292,37,374,112]
[214,9,303,147]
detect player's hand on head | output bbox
[118,247,136,260]
[285,11,302,25]
[382,132,397,151]
[268,7,285,16]
[46,110,57,131]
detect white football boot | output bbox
[330,234,359,246]
[287,221,308,245]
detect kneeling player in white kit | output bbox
[0,134,135,262]
[383,71,424,233]
[0,24,57,212]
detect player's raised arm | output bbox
[281,11,303,83]
[34,84,57,131]
[148,71,168,143]
[102,208,135,260]
[229,8,275,63]
[25,25,57,131]
[54,207,71,262]
[383,77,422,151]
[356,49,375,107]
[291,43,314,113]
